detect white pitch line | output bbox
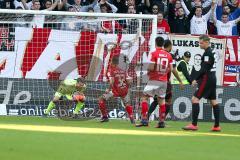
[0,124,239,137]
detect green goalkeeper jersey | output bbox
[57,79,86,95]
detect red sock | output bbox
[99,100,108,117]
[141,102,148,119]
[126,105,133,118]
[159,104,166,122]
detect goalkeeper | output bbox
[44,77,86,116]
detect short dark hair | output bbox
[155,37,164,47]
[155,37,165,47]
[222,12,229,17]
[111,55,119,65]
[195,6,202,10]
[199,35,210,42]
[223,5,229,9]
[163,39,172,48]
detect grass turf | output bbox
[0,116,240,160]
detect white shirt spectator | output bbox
[14,0,32,9]
[216,20,236,36]
[94,0,118,13]
[190,11,211,34]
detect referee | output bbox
[182,35,221,132]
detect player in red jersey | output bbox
[98,55,134,123]
[147,40,184,127]
[136,37,174,127]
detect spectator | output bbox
[72,0,96,12]
[150,4,160,14]
[125,0,147,14]
[212,12,240,36]
[0,0,15,9]
[94,0,118,13]
[61,0,96,12]
[216,0,240,35]
[121,5,139,33]
[225,0,239,12]
[157,12,170,34]
[21,0,59,28]
[100,3,122,33]
[112,0,128,13]
[21,0,58,10]
[169,7,191,33]
[41,0,56,10]
[168,0,182,30]
[81,7,101,32]
[181,0,214,34]
[60,6,82,31]
[145,0,165,13]
[15,6,29,27]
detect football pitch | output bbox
[0,116,240,160]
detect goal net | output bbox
[0,9,157,119]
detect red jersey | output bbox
[148,48,173,82]
[107,65,129,97]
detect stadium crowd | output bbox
[0,0,239,35]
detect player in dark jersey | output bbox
[98,55,134,123]
[183,35,221,132]
[147,40,184,128]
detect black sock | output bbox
[147,97,158,120]
[213,104,220,127]
[192,103,200,126]
[165,104,171,117]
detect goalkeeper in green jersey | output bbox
[44,77,86,116]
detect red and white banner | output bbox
[0,27,239,86]
[222,36,240,86]
[0,27,147,81]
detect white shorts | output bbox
[103,91,131,104]
[143,80,167,98]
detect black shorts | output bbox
[194,74,216,100]
[165,82,172,100]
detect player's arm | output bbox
[171,59,183,84]
[211,2,217,26]
[148,61,155,72]
[46,0,60,11]
[178,61,192,84]
[172,68,183,83]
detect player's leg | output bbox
[165,97,172,118]
[165,83,173,117]
[155,97,167,128]
[136,95,149,127]
[72,92,86,115]
[182,96,200,131]
[98,92,112,122]
[122,94,135,124]
[210,99,221,132]
[44,92,62,115]
[147,95,158,120]
[136,81,158,127]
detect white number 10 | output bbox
[157,57,169,72]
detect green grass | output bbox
[0,116,240,160]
